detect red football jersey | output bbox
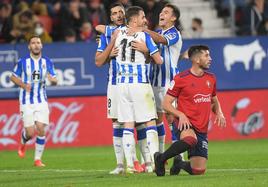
[167,69,217,133]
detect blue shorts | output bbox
[173,125,208,159]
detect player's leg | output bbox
[108,84,125,174]
[136,123,152,172]
[153,86,166,154]
[156,113,165,153]
[118,84,136,173]
[18,105,35,158]
[34,122,46,167]
[154,128,197,176]
[170,131,208,175]
[133,84,159,166]
[33,103,49,167]
[110,119,125,174]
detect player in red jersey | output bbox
[154,45,226,176]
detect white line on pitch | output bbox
[1,168,268,173]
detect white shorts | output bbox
[20,102,49,127]
[107,84,118,119]
[117,83,157,123]
[152,86,168,113]
[152,86,177,113]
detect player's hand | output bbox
[110,47,119,58]
[111,30,119,42]
[177,113,192,131]
[22,83,31,92]
[180,50,189,60]
[214,113,226,128]
[131,40,148,54]
[47,73,57,85]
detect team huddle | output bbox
[95,3,226,176]
[10,2,226,177]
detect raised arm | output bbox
[143,28,167,45]
[95,25,106,34]
[95,31,119,67]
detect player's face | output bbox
[110,6,125,26]
[198,50,212,70]
[28,37,42,56]
[137,10,147,27]
[159,7,175,28]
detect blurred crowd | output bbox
[215,0,268,36]
[0,0,267,44]
[0,0,169,44]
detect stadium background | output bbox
[0,0,267,150]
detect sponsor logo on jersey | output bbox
[193,94,211,103]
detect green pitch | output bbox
[0,139,267,187]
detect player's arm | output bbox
[10,75,31,92]
[95,25,106,34]
[47,73,57,85]
[179,49,189,61]
[145,33,163,64]
[162,94,191,130]
[143,28,167,45]
[151,52,162,64]
[211,96,226,128]
[95,31,119,67]
[10,60,31,92]
[47,60,58,85]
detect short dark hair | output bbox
[28,35,41,43]
[125,6,143,24]
[188,45,210,58]
[109,2,124,14]
[164,4,181,31]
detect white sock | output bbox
[146,127,159,164]
[138,139,151,165]
[112,122,124,166]
[34,136,45,161]
[123,128,135,168]
[157,123,165,153]
[136,124,151,165]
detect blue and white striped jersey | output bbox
[150,26,182,87]
[12,54,56,105]
[115,27,159,84]
[97,25,124,85]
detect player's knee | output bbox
[192,168,206,175]
[181,136,197,148]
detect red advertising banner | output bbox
[0,90,267,150]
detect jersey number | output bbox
[120,39,135,62]
[32,70,40,81]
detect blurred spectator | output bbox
[79,21,95,41]
[59,0,88,40]
[86,0,108,29]
[31,0,49,16]
[241,0,268,35]
[64,28,77,43]
[11,9,38,43]
[139,0,159,30]
[258,17,268,35]
[25,22,52,43]
[117,0,132,9]
[0,2,13,43]
[189,17,205,38]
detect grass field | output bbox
[0,139,268,187]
